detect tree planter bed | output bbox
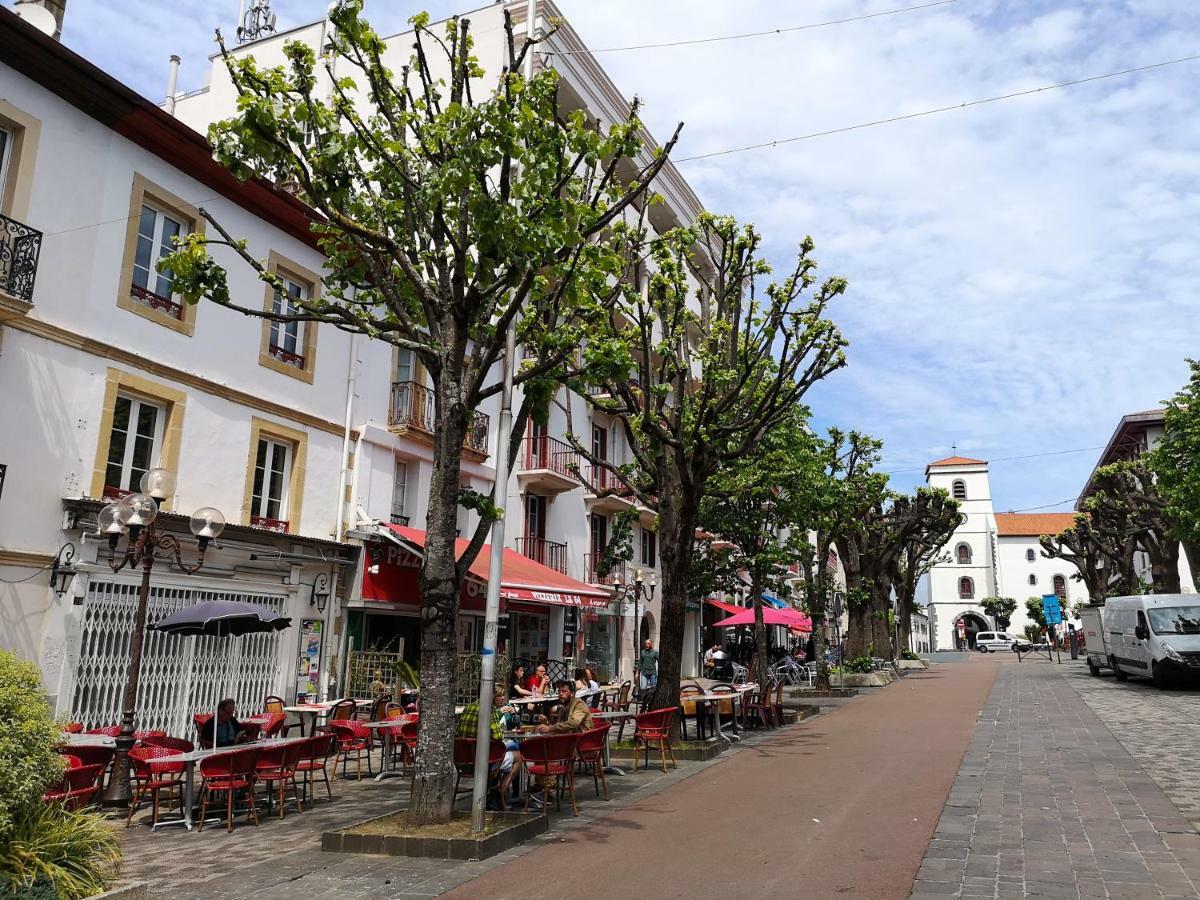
[322,810,548,861]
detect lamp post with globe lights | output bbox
[96,467,225,807]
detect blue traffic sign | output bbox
[1042,594,1063,626]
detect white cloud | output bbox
[59,0,1200,511]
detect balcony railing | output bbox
[521,434,578,479]
[129,283,183,320]
[389,381,490,456]
[250,515,290,533]
[516,536,568,574]
[586,464,635,497]
[584,553,626,586]
[269,343,306,369]
[0,212,42,303]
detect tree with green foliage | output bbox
[795,430,888,688]
[980,596,1018,630]
[163,4,680,823]
[1089,460,1179,593]
[1024,596,1047,630]
[568,214,848,715]
[891,490,961,652]
[1040,514,1115,601]
[699,408,822,689]
[1148,358,1200,590]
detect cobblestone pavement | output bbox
[911,658,1200,899]
[1063,662,1200,824]
[116,729,782,898]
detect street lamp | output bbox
[626,568,656,693]
[96,468,224,807]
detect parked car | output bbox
[975,632,1017,653]
[1103,595,1200,688]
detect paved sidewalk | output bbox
[911,659,1200,899]
[450,659,1000,900]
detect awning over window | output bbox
[706,597,744,615]
[374,524,613,610]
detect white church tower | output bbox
[925,457,999,650]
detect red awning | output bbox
[379,524,613,610]
[706,597,744,615]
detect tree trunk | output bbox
[896,570,916,656]
[751,568,769,691]
[1149,539,1182,594]
[870,576,893,660]
[407,410,468,827]
[650,470,699,718]
[805,552,830,690]
[1182,539,1200,593]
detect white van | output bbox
[1077,604,1111,676]
[1102,595,1200,688]
[974,632,1017,652]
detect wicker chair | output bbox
[126,744,185,828]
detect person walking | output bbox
[638,639,659,693]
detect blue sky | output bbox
[58,0,1200,511]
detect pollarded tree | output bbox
[795,430,888,688]
[568,214,848,714]
[1089,461,1179,593]
[699,408,822,689]
[1148,359,1200,589]
[892,490,962,650]
[1040,514,1114,601]
[163,4,680,824]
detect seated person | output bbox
[573,667,590,697]
[527,664,550,696]
[535,681,595,734]
[199,698,249,748]
[510,664,534,698]
[456,690,521,804]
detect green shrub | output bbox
[0,652,65,840]
[0,802,120,899]
[843,655,876,674]
[900,649,921,661]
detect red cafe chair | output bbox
[43,764,105,810]
[255,741,305,819]
[575,724,612,800]
[197,746,261,833]
[294,733,336,804]
[328,721,374,780]
[521,733,582,816]
[126,744,185,828]
[633,708,678,773]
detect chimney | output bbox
[165,55,181,115]
[13,0,66,40]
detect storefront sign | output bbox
[361,542,490,612]
[295,619,323,702]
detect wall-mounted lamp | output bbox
[308,573,330,614]
[50,542,77,597]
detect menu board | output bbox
[295,618,324,702]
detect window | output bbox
[0,100,42,222]
[1029,574,1038,586]
[525,493,546,541]
[103,394,164,498]
[1053,575,1067,600]
[641,528,656,567]
[1026,548,1036,562]
[952,480,967,500]
[242,417,307,534]
[268,275,307,367]
[0,127,11,205]
[131,203,183,311]
[591,423,608,461]
[251,437,292,530]
[118,174,201,334]
[391,460,408,524]
[958,577,974,599]
[394,348,414,384]
[91,369,186,508]
[955,543,972,565]
[258,252,320,382]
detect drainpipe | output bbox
[165,55,181,115]
[335,330,358,542]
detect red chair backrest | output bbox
[327,699,356,721]
[260,712,287,738]
[143,734,194,753]
[635,707,677,732]
[198,747,260,778]
[66,745,115,769]
[62,722,84,734]
[264,695,285,715]
[452,738,506,771]
[576,724,610,755]
[130,743,185,776]
[399,720,420,745]
[133,729,166,742]
[256,744,289,769]
[301,733,335,760]
[59,753,83,768]
[86,725,122,737]
[521,733,580,767]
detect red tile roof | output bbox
[928,455,987,467]
[995,513,1079,537]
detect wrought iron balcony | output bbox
[389,381,490,456]
[584,552,626,586]
[516,536,568,574]
[0,212,41,313]
[517,434,579,495]
[129,283,184,320]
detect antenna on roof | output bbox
[236,0,277,44]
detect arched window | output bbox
[1026,548,1036,562]
[952,479,967,500]
[956,543,972,565]
[1053,575,1067,599]
[958,576,975,599]
[1028,574,1038,586]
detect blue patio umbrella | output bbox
[151,600,291,743]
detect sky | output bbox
[56,0,1200,512]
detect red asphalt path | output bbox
[449,657,1000,900]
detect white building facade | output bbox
[924,457,1087,650]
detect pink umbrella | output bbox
[713,606,812,632]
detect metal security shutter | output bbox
[70,579,288,738]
